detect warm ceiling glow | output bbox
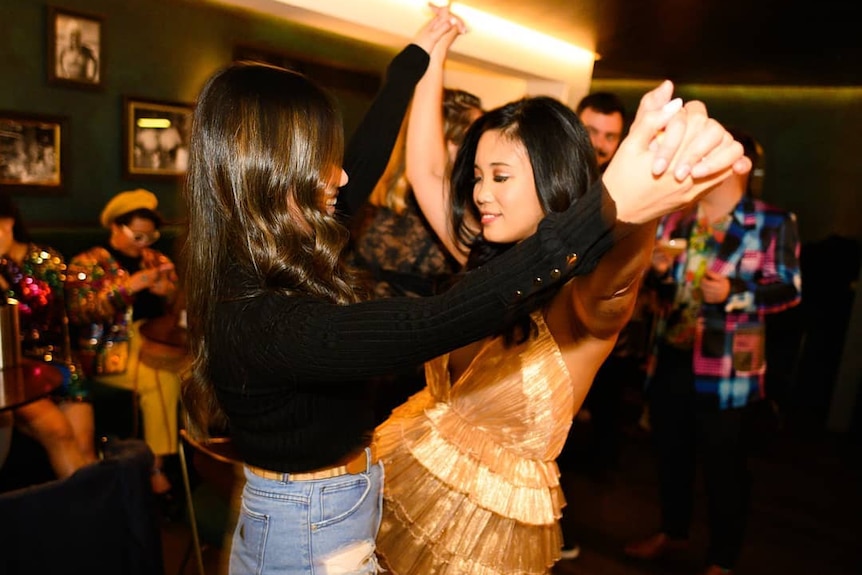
[265,0,595,80]
[446,2,593,64]
[392,0,593,67]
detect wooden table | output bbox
[0,359,65,412]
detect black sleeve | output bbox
[336,44,430,221]
[225,183,618,381]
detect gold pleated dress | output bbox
[374,312,574,574]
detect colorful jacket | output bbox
[651,196,802,409]
[65,245,176,376]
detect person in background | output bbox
[350,86,481,300]
[624,129,801,575]
[349,87,482,422]
[0,192,96,479]
[65,189,179,495]
[374,16,749,573]
[576,91,627,172]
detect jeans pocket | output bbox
[231,502,270,575]
[314,474,372,530]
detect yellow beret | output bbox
[100,189,159,228]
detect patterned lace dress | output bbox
[374,312,574,574]
[349,197,459,299]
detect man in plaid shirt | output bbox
[625,130,801,575]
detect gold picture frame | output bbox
[0,111,67,195]
[122,96,193,179]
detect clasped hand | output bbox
[602,80,752,225]
[129,262,175,295]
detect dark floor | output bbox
[157,407,862,575]
[552,422,862,575]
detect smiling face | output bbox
[472,129,544,244]
[450,97,597,262]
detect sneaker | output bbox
[559,544,581,560]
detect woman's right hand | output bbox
[411,4,466,56]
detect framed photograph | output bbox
[47,6,104,89]
[123,97,193,179]
[0,112,67,194]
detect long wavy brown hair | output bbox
[181,62,360,434]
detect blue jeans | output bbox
[229,448,384,575]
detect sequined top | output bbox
[374,312,574,574]
[0,244,68,362]
[0,244,88,400]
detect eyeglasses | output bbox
[121,225,160,246]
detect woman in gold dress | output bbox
[373,17,750,575]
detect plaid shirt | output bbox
[650,196,802,409]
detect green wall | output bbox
[591,80,862,245]
[1,0,396,227]
[3,0,860,247]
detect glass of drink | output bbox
[656,238,687,257]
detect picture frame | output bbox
[0,111,67,194]
[47,6,104,89]
[122,97,193,179]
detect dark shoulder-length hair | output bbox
[181,61,358,433]
[449,96,599,342]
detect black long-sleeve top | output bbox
[208,44,620,473]
[336,45,429,220]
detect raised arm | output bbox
[336,9,457,220]
[405,15,469,263]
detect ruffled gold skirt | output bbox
[375,388,566,575]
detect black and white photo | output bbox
[48,6,103,88]
[0,112,66,193]
[123,97,193,178]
